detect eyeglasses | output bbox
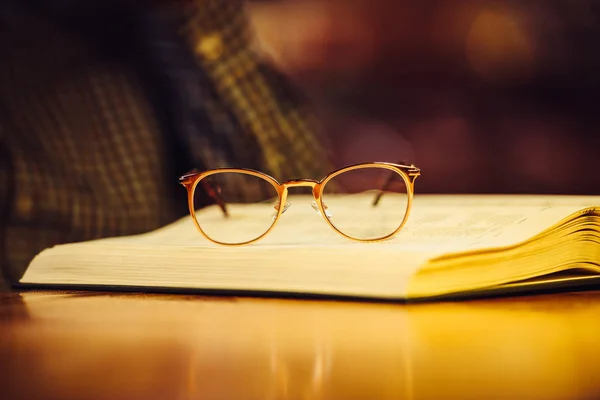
[178,162,421,245]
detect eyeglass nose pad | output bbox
[272,201,291,220]
[311,201,333,219]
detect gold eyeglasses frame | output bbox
[178,162,421,246]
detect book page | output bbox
[390,195,600,253]
[20,194,600,299]
[91,194,600,255]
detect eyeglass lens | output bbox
[193,171,280,244]
[321,167,409,240]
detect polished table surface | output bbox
[1,290,600,400]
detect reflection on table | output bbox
[1,290,600,400]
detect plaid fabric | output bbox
[0,0,333,285]
[179,0,332,181]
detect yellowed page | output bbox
[90,194,600,254]
[20,194,600,300]
[393,194,600,254]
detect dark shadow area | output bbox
[250,0,600,194]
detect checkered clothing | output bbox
[0,0,333,285]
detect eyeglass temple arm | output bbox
[372,161,418,207]
[179,170,229,217]
[201,180,229,217]
[371,173,394,207]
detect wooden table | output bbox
[1,290,600,400]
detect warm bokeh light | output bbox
[249,0,600,195]
[466,9,535,83]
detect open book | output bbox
[18,195,600,301]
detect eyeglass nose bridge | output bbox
[274,179,333,220]
[282,178,319,189]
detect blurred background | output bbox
[248,0,600,194]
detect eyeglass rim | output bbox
[316,163,418,242]
[178,161,421,245]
